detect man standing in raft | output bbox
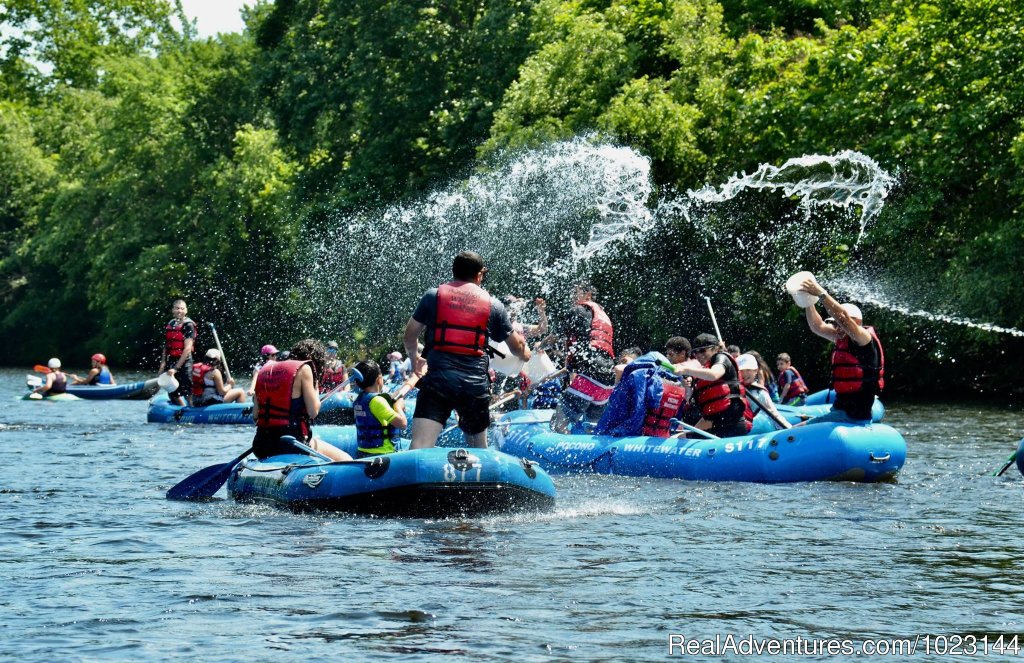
[551,281,616,433]
[158,299,196,406]
[798,278,884,423]
[404,251,530,449]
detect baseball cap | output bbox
[736,354,758,371]
[826,303,863,322]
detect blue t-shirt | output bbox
[412,285,514,395]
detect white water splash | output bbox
[834,275,1024,338]
[688,150,897,241]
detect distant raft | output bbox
[22,392,80,401]
[65,379,161,400]
[147,393,253,425]
[491,409,905,483]
[227,447,556,516]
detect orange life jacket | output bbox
[432,281,491,356]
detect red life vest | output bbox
[831,326,885,395]
[254,359,312,438]
[642,378,687,437]
[321,363,345,392]
[191,363,214,399]
[577,301,614,358]
[165,317,195,358]
[432,281,491,356]
[694,353,747,418]
[779,367,809,399]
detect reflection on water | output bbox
[1,370,1023,660]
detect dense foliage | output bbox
[1,0,1022,397]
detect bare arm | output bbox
[298,365,320,420]
[800,279,871,346]
[404,318,428,377]
[505,329,531,362]
[71,368,99,385]
[211,369,230,396]
[388,397,409,429]
[524,298,548,339]
[679,363,726,382]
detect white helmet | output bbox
[47,357,61,369]
[205,348,221,360]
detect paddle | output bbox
[995,450,1018,477]
[670,418,720,440]
[167,367,363,500]
[33,364,51,374]
[26,374,42,388]
[319,367,363,403]
[702,297,791,431]
[207,322,231,382]
[705,296,724,343]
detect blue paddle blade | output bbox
[166,448,252,500]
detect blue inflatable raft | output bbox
[751,397,884,433]
[227,446,556,516]
[66,379,161,400]
[317,390,417,425]
[489,409,905,483]
[147,393,254,425]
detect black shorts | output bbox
[252,427,310,459]
[413,382,491,435]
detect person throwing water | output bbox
[551,281,616,433]
[798,278,884,423]
[403,251,530,449]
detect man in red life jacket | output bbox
[551,281,617,433]
[675,333,753,438]
[403,251,530,449]
[158,299,196,406]
[798,278,884,423]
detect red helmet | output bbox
[91,353,106,364]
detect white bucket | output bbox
[489,341,525,376]
[785,271,820,308]
[524,351,557,384]
[157,372,179,392]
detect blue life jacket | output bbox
[91,367,113,385]
[595,352,683,437]
[354,391,401,454]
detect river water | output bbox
[2,368,1022,660]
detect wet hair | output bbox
[776,352,792,363]
[618,347,642,363]
[289,339,327,387]
[726,344,741,356]
[575,280,597,298]
[692,333,719,350]
[452,251,486,280]
[665,336,691,355]
[354,359,381,389]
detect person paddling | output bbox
[798,278,884,424]
[71,353,116,386]
[158,299,196,406]
[33,358,68,396]
[252,339,352,461]
[737,353,791,428]
[675,334,753,437]
[192,349,247,406]
[403,251,530,450]
[352,360,409,458]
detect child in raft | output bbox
[775,352,809,405]
[352,360,409,458]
